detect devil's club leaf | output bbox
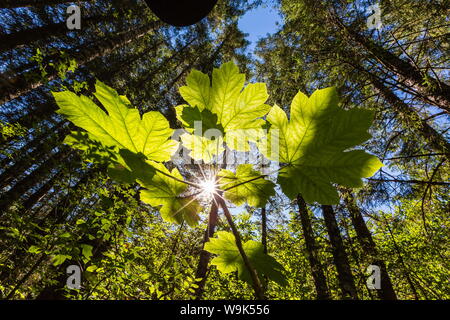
[204,231,287,286]
[180,134,225,164]
[176,104,225,162]
[176,62,270,162]
[139,162,201,226]
[107,164,135,184]
[218,164,275,208]
[53,80,178,162]
[63,131,119,165]
[176,104,224,134]
[106,150,198,226]
[179,69,211,110]
[108,149,157,185]
[260,87,383,204]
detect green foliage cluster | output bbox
[1,0,448,301]
[52,61,382,297]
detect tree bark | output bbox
[0,0,93,8]
[341,189,397,300]
[0,13,110,52]
[22,168,65,211]
[0,148,73,214]
[321,205,359,299]
[337,19,450,113]
[296,195,331,300]
[386,225,419,300]
[261,207,267,254]
[0,123,70,189]
[135,36,198,91]
[193,200,219,299]
[0,21,161,105]
[370,76,450,161]
[261,206,269,293]
[1,170,97,291]
[97,39,165,84]
[5,102,59,133]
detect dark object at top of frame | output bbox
[144,0,218,27]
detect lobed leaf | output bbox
[204,231,287,286]
[176,62,271,162]
[139,162,201,227]
[259,87,383,204]
[218,164,275,208]
[53,80,178,162]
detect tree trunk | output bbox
[5,102,59,133]
[22,168,65,211]
[0,0,93,8]
[341,189,397,300]
[261,207,267,254]
[321,205,359,299]
[0,13,110,52]
[134,35,198,91]
[370,76,450,161]
[386,225,419,300]
[296,195,331,300]
[337,19,450,113]
[193,147,230,299]
[0,22,161,105]
[1,115,64,151]
[1,170,97,291]
[261,206,269,293]
[0,148,73,214]
[97,39,165,84]
[193,200,219,299]
[0,123,70,189]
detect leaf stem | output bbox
[216,196,265,300]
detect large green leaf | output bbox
[260,87,383,204]
[176,104,224,134]
[103,149,199,226]
[180,134,225,164]
[53,80,178,162]
[110,149,156,185]
[204,231,287,286]
[63,130,119,165]
[176,62,270,162]
[139,161,201,227]
[218,164,275,208]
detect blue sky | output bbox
[238,4,282,55]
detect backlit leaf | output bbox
[204,231,287,286]
[259,87,383,204]
[218,164,275,208]
[139,162,201,226]
[176,62,271,162]
[53,80,178,162]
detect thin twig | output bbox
[368,178,449,186]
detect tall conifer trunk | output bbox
[322,205,358,299]
[0,0,94,8]
[297,195,331,300]
[0,22,162,105]
[341,190,397,300]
